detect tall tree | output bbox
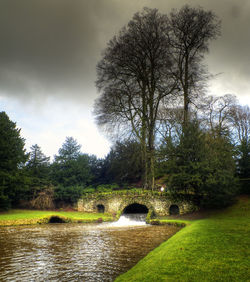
[200,94,237,136]
[105,140,143,184]
[229,105,250,192]
[168,5,220,126]
[166,121,238,208]
[26,144,50,176]
[95,8,176,189]
[51,137,92,187]
[229,104,250,144]
[0,112,27,209]
[55,136,81,163]
[25,144,51,199]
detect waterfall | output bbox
[110,213,147,227]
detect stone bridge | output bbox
[77,191,194,216]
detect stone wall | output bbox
[77,192,194,216]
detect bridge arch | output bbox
[119,200,155,216]
[97,204,105,213]
[169,204,180,215]
[123,203,148,214]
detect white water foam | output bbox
[109,214,147,227]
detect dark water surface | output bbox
[0,222,180,281]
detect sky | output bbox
[0,0,250,159]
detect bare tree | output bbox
[94,8,176,189]
[229,104,250,144]
[168,5,221,126]
[200,94,237,136]
[94,6,221,189]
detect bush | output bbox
[96,184,119,193]
[54,185,84,204]
[83,186,96,194]
[31,186,55,210]
[0,190,11,210]
[150,220,160,225]
[146,209,155,223]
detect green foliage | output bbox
[82,186,96,194]
[50,137,94,189]
[166,122,238,208]
[96,183,119,193]
[54,185,84,204]
[24,144,51,201]
[146,209,155,223]
[0,190,11,210]
[55,136,81,163]
[26,144,50,181]
[0,112,28,209]
[51,154,93,187]
[104,140,143,184]
[237,138,250,194]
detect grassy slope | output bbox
[116,196,250,282]
[0,209,113,226]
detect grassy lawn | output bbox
[116,196,250,281]
[0,209,113,226]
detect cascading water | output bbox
[110,213,147,227]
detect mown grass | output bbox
[116,196,250,282]
[0,209,113,226]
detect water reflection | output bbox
[0,223,180,281]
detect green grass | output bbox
[116,196,250,282]
[0,209,113,226]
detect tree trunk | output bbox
[183,54,189,128]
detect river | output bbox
[0,215,180,281]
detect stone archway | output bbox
[123,203,149,214]
[97,204,105,213]
[169,204,180,215]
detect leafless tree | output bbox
[94,8,176,189]
[94,6,221,189]
[229,104,250,144]
[168,5,221,126]
[199,94,237,136]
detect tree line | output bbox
[0,96,249,210]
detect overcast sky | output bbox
[0,0,250,159]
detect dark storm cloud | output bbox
[0,0,249,104]
[0,0,129,102]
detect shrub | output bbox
[31,186,55,210]
[54,185,84,205]
[96,184,119,193]
[150,220,160,225]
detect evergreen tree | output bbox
[26,144,50,177]
[104,140,143,185]
[51,137,91,186]
[55,136,81,163]
[166,122,238,208]
[0,112,27,209]
[237,138,250,193]
[25,144,51,199]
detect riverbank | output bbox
[116,196,250,281]
[0,209,113,226]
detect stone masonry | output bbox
[77,192,194,216]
